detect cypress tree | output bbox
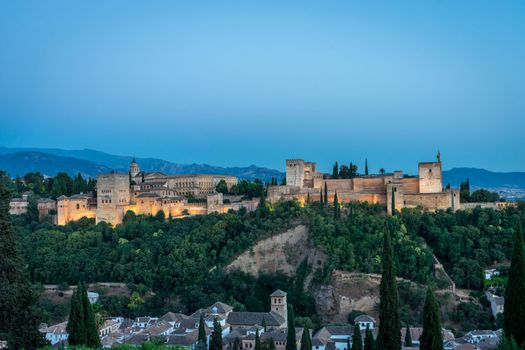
[198,314,207,347]
[391,188,395,216]
[364,325,375,350]
[376,226,401,350]
[324,183,328,205]
[286,304,297,350]
[67,284,86,345]
[333,162,339,179]
[0,185,45,349]
[306,193,310,204]
[352,324,363,350]
[320,189,323,208]
[266,338,277,350]
[210,318,223,350]
[365,159,369,176]
[300,327,311,350]
[255,329,261,350]
[80,282,101,347]
[262,317,267,332]
[404,325,412,347]
[504,219,525,346]
[420,288,443,350]
[334,191,340,219]
[233,337,241,350]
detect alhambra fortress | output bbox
[268,157,461,215]
[10,155,465,225]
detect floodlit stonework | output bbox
[269,155,460,214]
[57,160,257,226]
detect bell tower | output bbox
[270,290,288,325]
[129,158,140,177]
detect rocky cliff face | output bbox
[226,224,326,276]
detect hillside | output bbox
[0,151,111,178]
[443,167,525,189]
[0,146,285,181]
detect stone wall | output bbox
[418,162,442,194]
[286,159,305,188]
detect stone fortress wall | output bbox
[269,155,461,214]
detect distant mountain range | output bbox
[0,147,285,182]
[1,147,524,198]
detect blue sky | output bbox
[1,1,524,173]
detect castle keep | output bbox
[269,156,460,214]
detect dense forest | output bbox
[9,192,525,332]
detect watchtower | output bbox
[286,159,305,188]
[270,289,288,325]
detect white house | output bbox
[40,321,68,346]
[354,315,376,331]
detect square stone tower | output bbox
[286,159,305,188]
[418,162,443,193]
[270,289,288,326]
[96,172,131,225]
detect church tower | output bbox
[270,289,288,325]
[129,158,140,177]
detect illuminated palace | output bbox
[57,159,257,226]
[268,154,460,214]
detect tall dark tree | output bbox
[319,189,324,208]
[262,317,267,332]
[198,314,207,347]
[80,282,101,347]
[376,226,401,350]
[420,288,443,350]
[504,219,525,346]
[404,325,412,347]
[255,329,262,350]
[233,337,241,350]
[364,325,375,350]
[324,183,328,206]
[67,284,86,345]
[210,318,223,350]
[365,159,369,176]
[286,304,297,350]
[334,191,340,219]
[0,185,45,349]
[333,162,339,179]
[391,188,396,216]
[300,326,311,350]
[352,324,363,350]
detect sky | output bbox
[1,1,524,174]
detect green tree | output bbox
[198,314,207,347]
[216,180,229,194]
[376,226,401,350]
[210,318,223,350]
[67,284,86,345]
[419,288,442,350]
[391,188,395,216]
[334,191,340,219]
[262,317,267,332]
[364,325,375,350]
[333,162,339,179]
[319,189,323,209]
[80,282,101,347]
[496,336,520,350]
[286,304,297,350]
[404,324,412,347]
[504,220,525,346]
[324,183,328,206]
[0,185,45,349]
[263,338,276,350]
[365,159,369,176]
[255,329,261,350]
[300,326,311,350]
[352,323,363,350]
